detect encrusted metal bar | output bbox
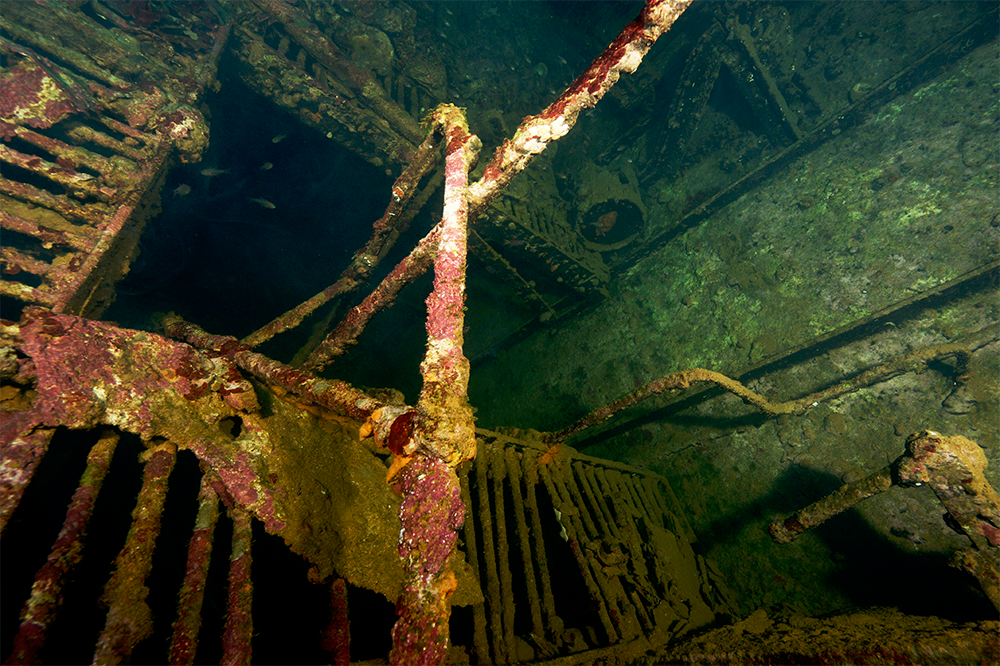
[320,577,350,666]
[302,223,442,370]
[489,446,516,664]
[50,145,171,315]
[62,124,147,162]
[0,424,55,535]
[504,447,544,643]
[457,460,491,663]
[1,246,55,277]
[222,507,254,666]
[600,469,654,630]
[169,473,222,666]
[2,126,119,180]
[93,441,177,666]
[566,462,602,540]
[571,462,612,541]
[0,281,55,307]
[6,429,118,665]
[520,451,558,637]
[389,456,466,666]
[0,143,113,201]
[162,316,381,422]
[612,472,655,584]
[466,0,694,220]
[0,210,97,252]
[473,444,501,664]
[566,465,639,640]
[0,178,105,225]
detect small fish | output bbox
[259,162,273,171]
[199,167,230,177]
[248,196,276,209]
[172,183,191,197]
[271,133,288,143]
[504,238,525,247]
[557,55,568,66]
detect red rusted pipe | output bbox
[168,474,222,666]
[0,422,54,535]
[387,104,479,666]
[6,430,118,665]
[321,577,351,666]
[162,315,381,422]
[467,0,693,220]
[93,441,177,665]
[222,507,254,666]
[0,411,54,534]
[413,104,480,466]
[389,456,466,666]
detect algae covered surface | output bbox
[470,33,999,619]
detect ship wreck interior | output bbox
[1,0,998,664]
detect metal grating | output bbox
[460,430,735,663]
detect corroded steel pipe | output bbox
[169,474,222,665]
[321,578,350,666]
[768,466,896,544]
[6,430,118,666]
[414,104,480,467]
[388,104,479,666]
[162,315,381,422]
[466,0,694,220]
[93,441,177,665]
[222,507,254,666]
[389,456,465,666]
[0,423,54,535]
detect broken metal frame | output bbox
[1,1,700,663]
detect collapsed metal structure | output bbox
[2,0,998,664]
[0,1,740,664]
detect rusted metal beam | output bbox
[93,441,177,665]
[6,430,118,666]
[162,315,381,423]
[466,0,694,221]
[0,423,55,536]
[222,507,254,666]
[169,474,222,666]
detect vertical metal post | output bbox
[320,577,350,666]
[7,430,118,665]
[222,507,254,666]
[169,475,222,665]
[389,104,480,666]
[93,441,177,665]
